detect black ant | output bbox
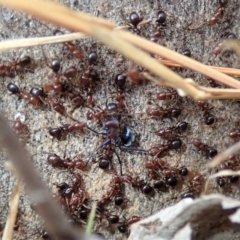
[118,215,141,234]
[192,138,218,158]
[182,49,191,57]
[207,0,228,26]
[57,174,87,213]
[89,123,144,175]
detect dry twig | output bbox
[158,59,240,77]
[0,114,88,240]
[1,0,240,100]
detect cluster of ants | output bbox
[3,0,240,238]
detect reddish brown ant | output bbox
[156,89,177,100]
[48,122,86,140]
[148,145,169,157]
[147,106,181,119]
[12,113,27,135]
[128,69,146,85]
[182,171,204,199]
[57,174,87,213]
[207,0,228,26]
[154,121,188,139]
[64,41,83,59]
[121,174,153,195]
[228,129,240,139]
[192,138,218,158]
[148,138,182,157]
[47,153,85,170]
[196,100,215,125]
[79,67,99,105]
[0,55,31,75]
[99,174,123,205]
[7,83,42,106]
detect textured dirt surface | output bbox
[0,0,240,239]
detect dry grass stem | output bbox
[0,0,207,100]
[0,0,114,30]
[1,0,240,100]
[0,114,86,240]
[203,170,240,194]
[158,59,240,77]
[144,73,240,99]
[116,30,240,89]
[0,19,150,51]
[0,33,87,51]
[2,162,21,240]
[207,141,240,168]
[199,87,240,99]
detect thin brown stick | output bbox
[116,30,240,89]
[199,87,240,99]
[158,59,240,77]
[0,114,87,240]
[207,141,240,168]
[143,73,240,99]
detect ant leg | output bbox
[86,125,110,136]
[86,125,100,135]
[113,149,122,176]
[84,139,112,167]
[119,146,147,153]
